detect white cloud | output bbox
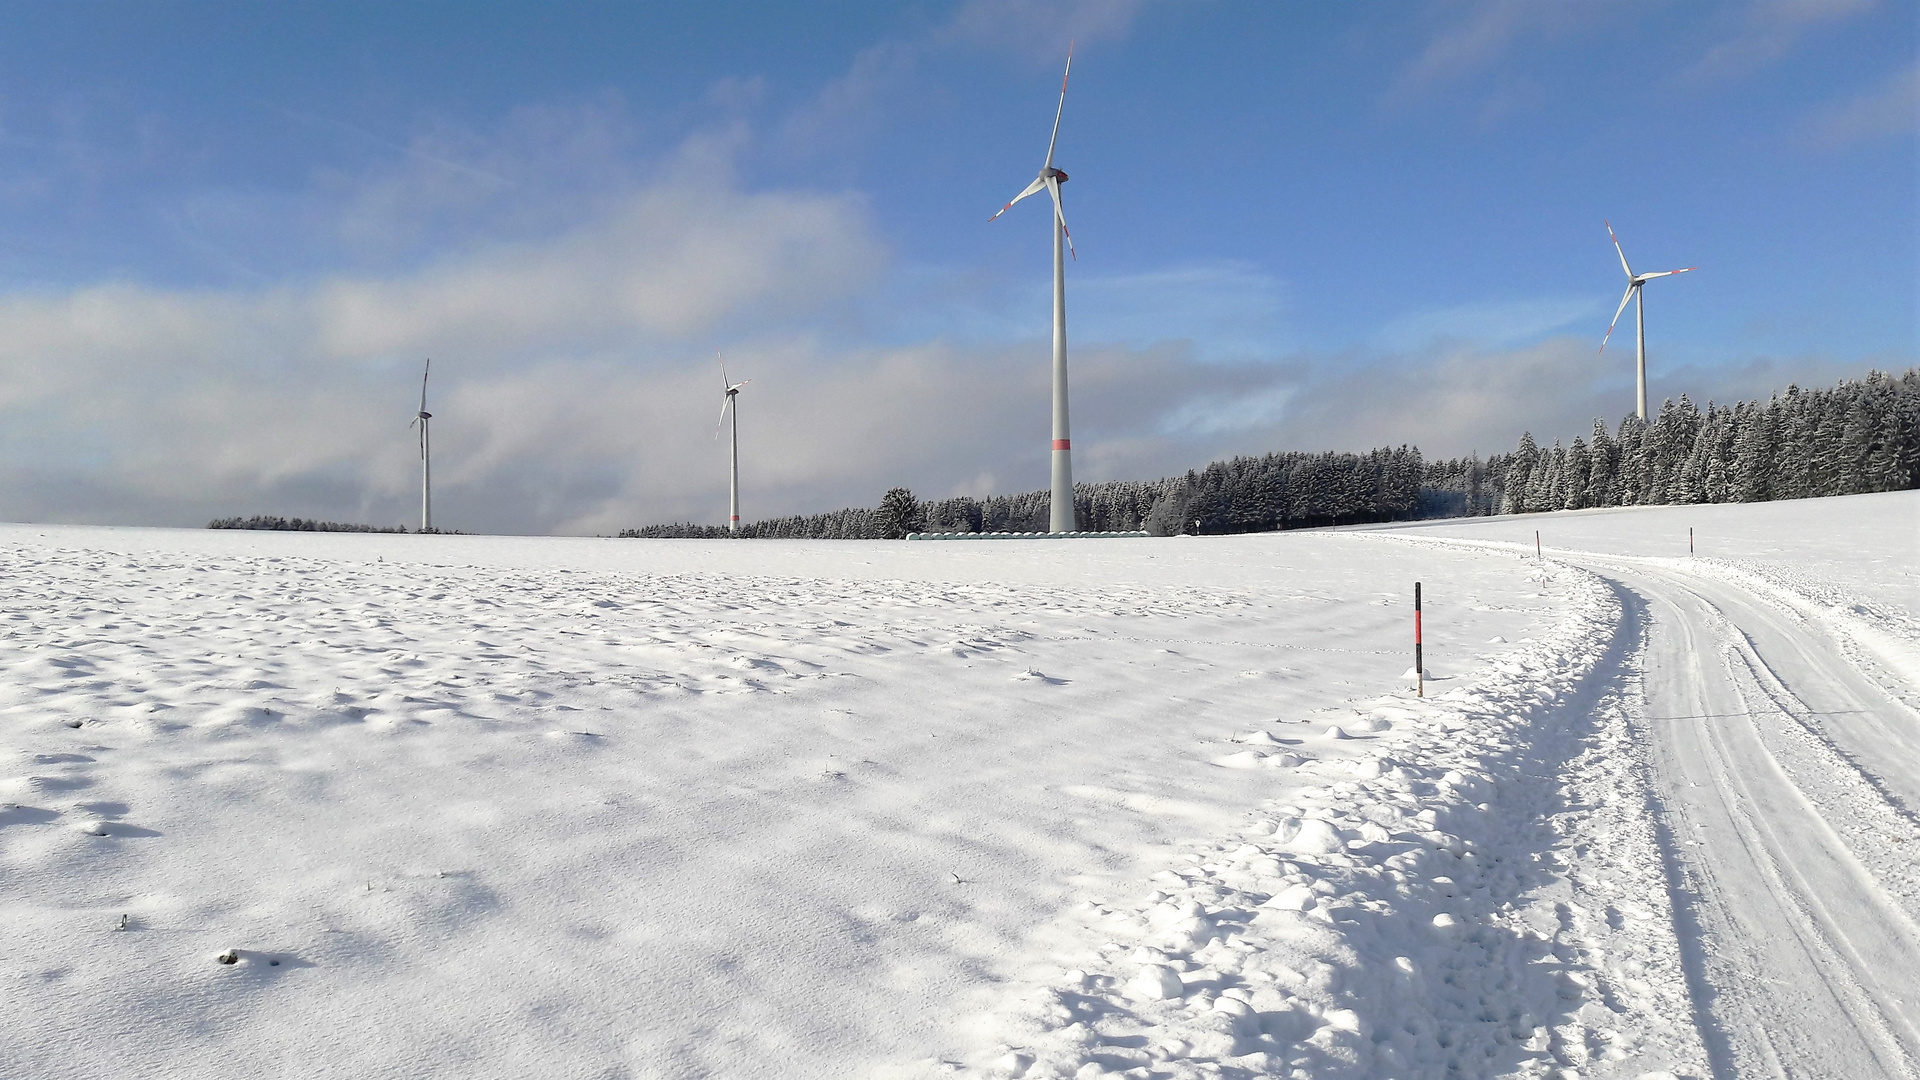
[878,260,1295,361]
[937,0,1142,61]
[1803,59,1920,150]
[0,163,885,533]
[0,243,1896,532]
[1075,262,1294,360]
[1384,0,1599,109]
[1375,296,1604,351]
[1688,0,1874,83]
[777,0,1141,160]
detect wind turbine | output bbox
[989,44,1079,534]
[714,351,750,534]
[409,359,433,532]
[1600,221,1695,421]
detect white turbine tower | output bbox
[990,45,1079,534]
[714,351,750,534]
[409,359,433,532]
[1600,220,1695,421]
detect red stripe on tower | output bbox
[730,516,739,522]
[1052,439,1070,450]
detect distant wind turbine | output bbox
[989,44,1079,534]
[714,351,751,534]
[1600,221,1695,421]
[409,359,433,532]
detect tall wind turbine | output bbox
[410,359,433,532]
[1600,221,1695,421]
[714,351,750,533]
[990,45,1079,533]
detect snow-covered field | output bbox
[1,491,1913,1079]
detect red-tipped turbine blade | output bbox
[989,176,1048,222]
[1044,43,1073,170]
[1605,220,1633,280]
[1599,283,1636,354]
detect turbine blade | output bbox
[420,358,430,414]
[1599,283,1636,354]
[1044,43,1073,170]
[715,396,731,440]
[716,348,730,390]
[1605,220,1633,279]
[1046,175,1075,260]
[1637,267,1696,281]
[989,176,1048,222]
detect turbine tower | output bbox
[410,359,433,532]
[990,45,1078,533]
[1600,221,1695,421]
[714,351,750,534]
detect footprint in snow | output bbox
[74,818,161,838]
[1015,668,1068,685]
[214,949,313,972]
[0,803,62,826]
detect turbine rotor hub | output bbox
[1043,166,1067,182]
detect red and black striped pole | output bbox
[1414,581,1424,699]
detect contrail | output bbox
[267,103,515,188]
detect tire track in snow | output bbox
[1571,557,1920,1079]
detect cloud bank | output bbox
[1,184,1881,536]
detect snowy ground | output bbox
[1,491,1913,1079]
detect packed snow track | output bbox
[1595,556,1920,1078]
[1393,492,1920,1080]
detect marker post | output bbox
[1689,527,1695,555]
[1535,530,1542,561]
[1414,582,1424,699]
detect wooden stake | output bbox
[1535,530,1541,561]
[1414,581,1424,699]
[1689,526,1694,555]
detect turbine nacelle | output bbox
[986,47,1077,260]
[1598,221,1695,356]
[715,350,750,438]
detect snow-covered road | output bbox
[1395,490,1920,1079]
[1592,556,1920,1077]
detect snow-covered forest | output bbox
[627,368,1918,539]
[208,516,409,533]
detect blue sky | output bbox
[0,1,1913,532]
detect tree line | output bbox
[1435,367,1918,516]
[620,368,1920,540]
[623,447,1430,538]
[209,516,410,533]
